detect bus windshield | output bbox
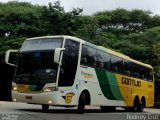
[14,38,63,84]
[14,51,58,84]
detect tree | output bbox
[153,42,160,102]
[0,1,83,61]
[93,9,159,34]
[40,1,83,35]
[0,1,42,37]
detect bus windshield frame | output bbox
[14,37,63,84]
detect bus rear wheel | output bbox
[42,104,49,112]
[77,92,86,114]
[138,99,145,112]
[125,98,140,112]
[132,97,140,112]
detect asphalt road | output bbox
[0,101,160,120]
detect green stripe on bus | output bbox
[106,72,124,100]
[95,69,116,100]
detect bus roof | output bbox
[27,35,85,43]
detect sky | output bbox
[1,0,160,15]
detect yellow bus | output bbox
[5,35,154,113]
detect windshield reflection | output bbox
[14,51,58,84]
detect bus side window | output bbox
[96,50,110,70]
[123,60,131,76]
[131,63,139,78]
[139,66,145,80]
[81,45,96,67]
[58,39,80,87]
[81,57,87,65]
[81,46,88,65]
[111,55,123,74]
[146,69,153,82]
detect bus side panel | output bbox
[78,66,126,106]
[116,74,154,107]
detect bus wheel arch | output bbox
[77,89,91,113]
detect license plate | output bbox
[25,96,32,99]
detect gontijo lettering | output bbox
[122,77,141,87]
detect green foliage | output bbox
[40,1,83,35]
[73,16,99,41]
[0,1,42,37]
[153,42,160,62]
[93,8,159,34]
[0,37,25,61]
[0,0,83,60]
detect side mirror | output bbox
[54,48,65,64]
[5,50,19,66]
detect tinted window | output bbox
[145,68,153,81]
[139,66,146,80]
[131,63,140,78]
[96,50,110,70]
[81,45,96,67]
[123,60,131,76]
[15,51,58,84]
[58,39,80,86]
[111,55,123,73]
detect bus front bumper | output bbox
[12,91,62,105]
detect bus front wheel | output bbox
[77,92,86,114]
[42,104,49,112]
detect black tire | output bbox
[138,100,145,112]
[78,92,86,114]
[125,98,140,112]
[132,98,140,112]
[100,106,116,112]
[42,104,49,112]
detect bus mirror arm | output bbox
[5,50,19,66]
[54,48,65,64]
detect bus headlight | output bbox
[43,87,55,92]
[12,86,17,91]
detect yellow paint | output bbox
[84,75,93,78]
[115,74,154,107]
[65,92,75,104]
[16,84,29,93]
